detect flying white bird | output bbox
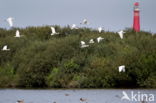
[71,24,78,29]
[6,17,14,27]
[89,39,94,44]
[80,41,89,48]
[121,91,131,101]
[2,45,10,51]
[80,19,89,25]
[118,65,125,72]
[118,30,125,39]
[51,27,59,35]
[97,37,104,43]
[98,27,103,33]
[14,30,21,38]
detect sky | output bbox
[0,0,156,33]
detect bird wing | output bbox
[81,41,85,45]
[98,27,102,32]
[122,66,125,72]
[72,24,76,27]
[3,45,7,50]
[8,18,13,27]
[119,66,122,72]
[16,30,20,36]
[51,27,56,33]
[119,33,123,39]
[97,38,100,42]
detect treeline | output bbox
[0,26,156,88]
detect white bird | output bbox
[71,24,78,29]
[121,91,131,101]
[97,37,104,43]
[89,39,94,44]
[51,27,59,35]
[118,65,125,72]
[2,45,10,51]
[14,30,21,38]
[80,41,89,48]
[118,30,125,39]
[80,19,89,25]
[98,27,103,33]
[6,17,14,27]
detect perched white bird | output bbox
[6,17,14,27]
[14,30,21,38]
[118,65,125,72]
[98,27,103,33]
[80,19,89,25]
[97,37,104,43]
[71,24,78,29]
[121,91,130,101]
[89,39,94,44]
[118,30,125,39]
[80,41,89,48]
[2,45,10,51]
[51,27,59,35]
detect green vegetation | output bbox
[0,26,156,88]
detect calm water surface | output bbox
[0,89,156,103]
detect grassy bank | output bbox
[0,26,156,88]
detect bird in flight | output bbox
[80,19,89,25]
[14,30,21,38]
[118,30,125,39]
[97,37,104,43]
[70,24,78,29]
[6,17,14,27]
[98,27,103,33]
[118,65,125,72]
[2,45,10,51]
[51,27,59,35]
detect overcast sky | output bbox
[0,0,155,33]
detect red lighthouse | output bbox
[133,2,140,32]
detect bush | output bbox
[0,26,155,88]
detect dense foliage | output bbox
[0,26,156,88]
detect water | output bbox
[0,89,156,103]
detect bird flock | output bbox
[1,17,126,73]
